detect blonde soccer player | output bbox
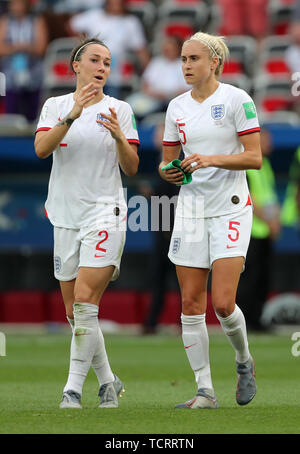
[34,38,139,409]
[160,32,261,409]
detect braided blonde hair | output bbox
[185,32,229,78]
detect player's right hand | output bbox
[71,83,98,119]
[160,168,184,185]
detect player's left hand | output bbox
[97,108,123,141]
[180,153,211,173]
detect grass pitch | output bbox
[0,329,299,434]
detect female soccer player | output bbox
[160,32,261,409]
[34,38,139,409]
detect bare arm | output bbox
[159,144,184,185]
[97,108,139,177]
[180,132,262,173]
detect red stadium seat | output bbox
[52,60,74,79]
[222,59,244,75]
[264,59,290,75]
[164,22,195,40]
[261,96,292,112]
[0,291,46,323]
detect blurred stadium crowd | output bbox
[0,0,300,124]
[0,0,300,330]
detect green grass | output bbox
[0,330,299,434]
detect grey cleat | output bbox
[236,355,257,405]
[98,375,125,408]
[175,388,219,409]
[59,390,82,409]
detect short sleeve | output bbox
[162,102,181,146]
[233,90,260,137]
[35,97,58,133]
[118,102,140,146]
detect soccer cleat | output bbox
[59,390,82,409]
[98,375,125,408]
[175,388,219,409]
[236,355,257,405]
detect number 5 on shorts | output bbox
[228,221,240,242]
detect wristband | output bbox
[161,159,192,185]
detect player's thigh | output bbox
[176,265,210,315]
[75,227,126,304]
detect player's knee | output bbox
[212,294,234,318]
[182,295,203,315]
[74,287,95,304]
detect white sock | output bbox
[216,305,250,363]
[67,314,114,386]
[181,313,213,390]
[63,302,99,395]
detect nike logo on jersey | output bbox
[226,245,237,249]
[176,118,185,122]
[184,343,197,349]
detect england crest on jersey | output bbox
[211,104,225,120]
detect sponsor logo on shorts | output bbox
[172,238,181,254]
[211,104,225,120]
[54,256,61,274]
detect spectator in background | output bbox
[281,147,300,234]
[126,35,190,120]
[68,0,150,98]
[0,0,48,122]
[217,0,269,41]
[237,128,281,331]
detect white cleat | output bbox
[59,390,82,409]
[175,388,219,409]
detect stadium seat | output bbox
[253,74,293,114]
[152,18,196,54]
[219,74,252,92]
[259,110,300,126]
[0,291,46,323]
[127,1,156,34]
[225,36,257,77]
[268,0,295,35]
[258,35,292,77]
[42,37,78,98]
[157,0,209,30]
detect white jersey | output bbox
[163,83,260,218]
[36,93,139,229]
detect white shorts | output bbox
[168,205,253,269]
[53,225,126,282]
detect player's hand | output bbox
[160,167,184,185]
[71,83,98,119]
[97,108,123,141]
[181,153,211,173]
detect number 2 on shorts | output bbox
[94,230,108,257]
